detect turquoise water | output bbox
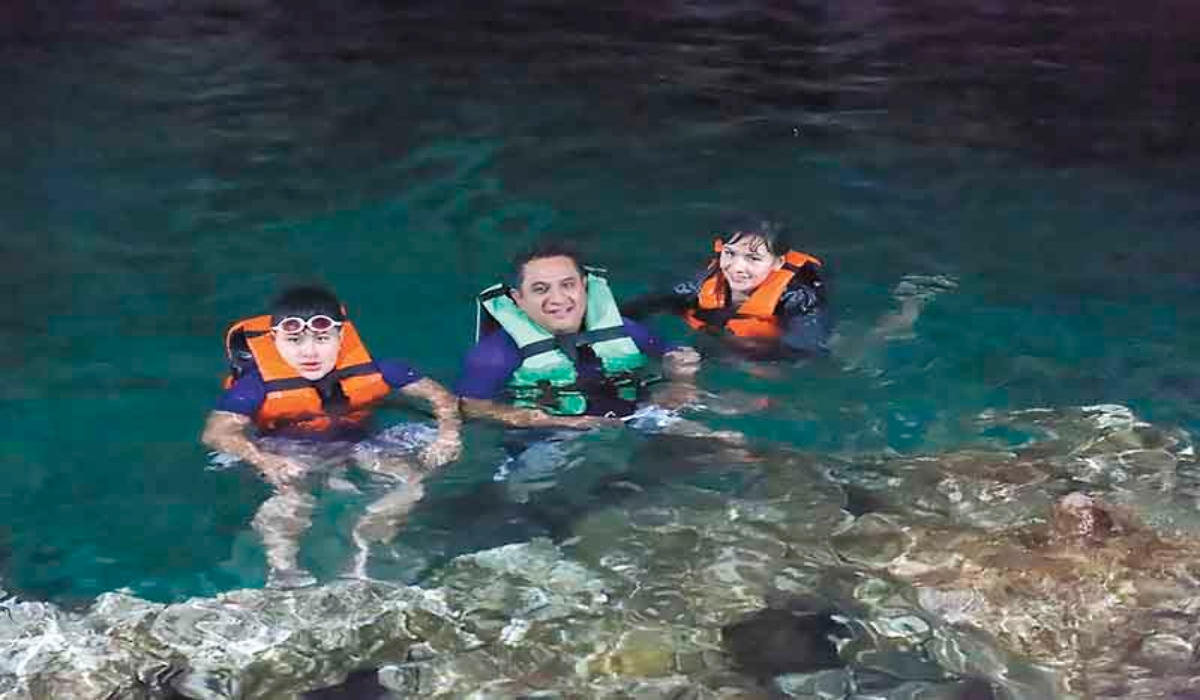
[1,2,1199,605]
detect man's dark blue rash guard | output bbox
[456,317,672,418]
[215,359,423,441]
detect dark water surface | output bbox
[1,0,1198,603]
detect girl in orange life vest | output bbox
[623,216,830,360]
[201,285,462,587]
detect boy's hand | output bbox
[419,431,462,470]
[257,454,308,489]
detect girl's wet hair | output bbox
[269,285,345,325]
[721,214,793,257]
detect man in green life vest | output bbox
[456,239,702,428]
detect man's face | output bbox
[512,255,587,334]
[272,327,342,380]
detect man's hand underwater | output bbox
[547,414,624,430]
[662,346,701,379]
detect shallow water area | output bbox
[2,0,1200,697]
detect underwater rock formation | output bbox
[834,491,1200,697]
[0,580,474,699]
[822,406,1200,697]
[0,404,1195,698]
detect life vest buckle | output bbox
[535,379,558,407]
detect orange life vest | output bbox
[683,240,822,339]
[223,315,392,433]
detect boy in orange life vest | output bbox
[622,216,830,360]
[201,285,461,586]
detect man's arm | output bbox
[621,315,701,378]
[620,315,703,409]
[200,411,306,487]
[460,398,618,430]
[662,346,701,379]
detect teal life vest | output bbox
[477,271,649,416]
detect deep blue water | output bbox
[0,0,1198,604]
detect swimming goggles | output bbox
[271,315,344,334]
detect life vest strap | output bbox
[577,325,630,345]
[262,376,318,392]
[516,325,632,361]
[478,285,510,303]
[509,369,650,402]
[261,362,379,392]
[333,363,382,380]
[518,337,564,361]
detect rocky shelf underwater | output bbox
[3,404,1199,699]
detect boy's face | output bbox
[272,327,342,380]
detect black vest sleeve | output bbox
[620,291,696,320]
[775,262,828,317]
[620,276,704,320]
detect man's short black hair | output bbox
[269,285,345,325]
[511,239,586,289]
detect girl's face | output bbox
[719,235,785,298]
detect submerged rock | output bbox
[301,668,392,699]
[3,405,1196,699]
[721,604,846,678]
[0,580,471,700]
[870,491,1200,696]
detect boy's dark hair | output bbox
[269,285,345,325]
[721,213,793,257]
[511,239,586,288]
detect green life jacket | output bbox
[477,271,648,416]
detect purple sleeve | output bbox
[622,316,676,357]
[376,359,424,390]
[214,374,266,416]
[455,332,522,400]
